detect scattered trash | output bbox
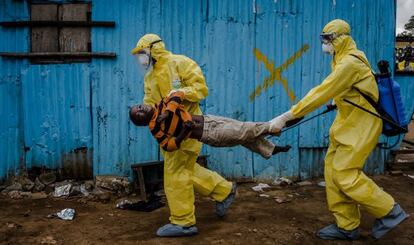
[274,196,291,204]
[116,197,165,212]
[407,174,414,180]
[80,184,90,196]
[297,180,312,186]
[56,208,76,221]
[273,177,293,186]
[259,194,270,198]
[252,183,271,192]
[317,181,326,187]
[40,235,57,244]
[53,183,72,197]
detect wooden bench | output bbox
[131,155,208,201]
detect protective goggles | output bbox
[319,33,338,44]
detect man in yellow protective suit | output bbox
[269,19,409,240]
[131,34,236,237]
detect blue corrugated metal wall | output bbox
[0,1,27,180]
[1,0,93,180]
[1,0,411,182]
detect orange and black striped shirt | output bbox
[149,92,193,151]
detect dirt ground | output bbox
[0,174,413,245]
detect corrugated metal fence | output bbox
[1,0,412,182]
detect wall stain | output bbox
[250,44,309,102]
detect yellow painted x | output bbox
[249,44,309,102]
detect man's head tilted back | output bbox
[129,104,154,126]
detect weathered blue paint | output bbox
[0,0,27,181]
[1,0,411,182]
[1,0,93,180]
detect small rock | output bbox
[6,222,22,229]
[83,180,94,191]
[39,172,56,185]
[317,181,326,187]
[95,175,130,193]
[297,181,312,186]
[252,228,258,233]
[92,188,112,201]
[34,177,46,192]
[18,176,35,191]
[8,190,31,199]
[274,196,291,204]
[273,177,292,186]
[235,233,242,236]
[259,194,270,198]
[40,236,57,244]
[1,182,23,193]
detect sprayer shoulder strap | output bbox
[348,54,378,108]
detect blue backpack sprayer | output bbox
[278,59,408,150]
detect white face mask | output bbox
[135,49,152,74]
[322,43,334,55]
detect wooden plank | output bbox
[59,4,91,62]
[0,52,116,58]
[31,4,58,54]
[0,21,115,27]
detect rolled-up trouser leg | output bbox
[200,115,271,147]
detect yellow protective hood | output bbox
[131,33,170,62]
[322,19,368,66]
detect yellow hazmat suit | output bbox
[291,20,395,230]
[132,34,232,226]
